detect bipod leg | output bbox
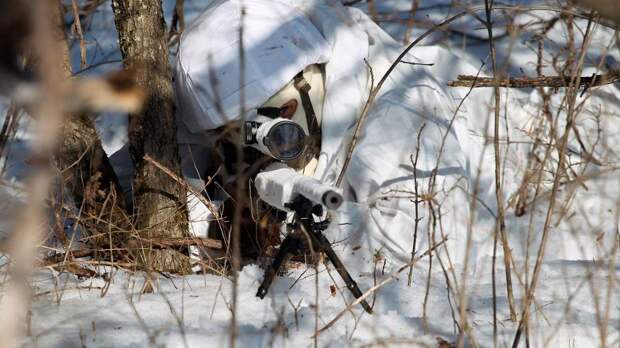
[256,233,300,299]
[311,229,373,314]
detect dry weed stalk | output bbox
[483,0,518,326]
[407,123,425,286]
[512,16,597,348]
[229,8,247,348]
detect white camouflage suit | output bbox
[174,0,476,272]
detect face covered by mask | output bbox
[243,64,325,171]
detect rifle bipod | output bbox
[256,195,373,314]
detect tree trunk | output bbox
[53,0,131,253]
[58,116,125,209]
[111,0,191,273]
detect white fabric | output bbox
[174,0,331,138]
[284,0,371,185]
[260,64,325,135]
[174,0,476,266]
[254,162,343,212]
[323,6,472,265]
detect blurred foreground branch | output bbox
[0,1,69,345]
[0,0,146,345]
[574,0,620,25]
[0,0,144,113]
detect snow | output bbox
[1,0,619,347]
[24,258,618,347]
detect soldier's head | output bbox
[174,0,329,167]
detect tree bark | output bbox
[58,115,125,209]
[111,0,190,273]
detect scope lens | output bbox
[264,121,306,161]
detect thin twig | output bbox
[483,0,518,334]
[230,8,247,348]
[407,123,425,286]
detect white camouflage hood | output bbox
[174,0,372,185]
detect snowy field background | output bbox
[1,0,619,347]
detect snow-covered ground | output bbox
[1,1,619,347]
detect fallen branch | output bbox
[448,70,620,88]
[137,237,223,250]
[44,260,136,269]
[40,236,223,267]
[41,248,95,264]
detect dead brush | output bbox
[40,177,226,280]
[507,9,609,217]
[36,131,293,288]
